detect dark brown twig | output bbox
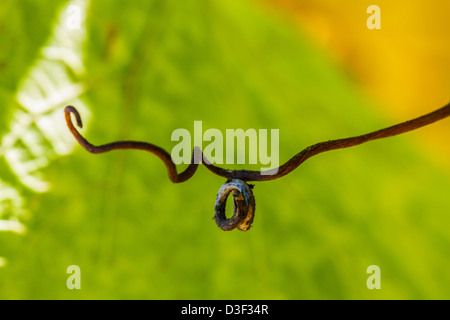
[204,101,450,181]
[65,102,449,232]
[65,102,450,183]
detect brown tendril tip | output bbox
[64,105,198,183]
[65,102,450,231]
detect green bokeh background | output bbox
[0,0,449,299]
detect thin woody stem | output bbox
[204,101,450,181]
[65,101,450,182]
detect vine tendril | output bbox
[65,101,450,231]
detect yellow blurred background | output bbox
[261,0,450,168]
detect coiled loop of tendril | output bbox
[64,102,450,231]
[214,179,255,231]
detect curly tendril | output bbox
[65,102,450,231]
